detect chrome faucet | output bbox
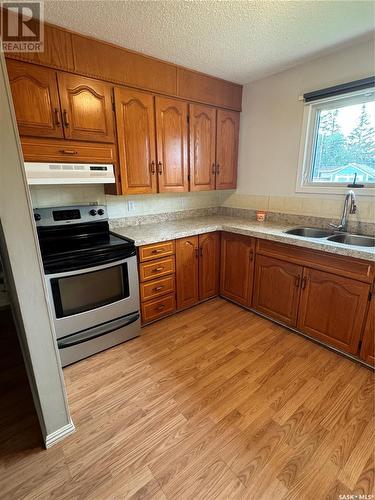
[330,190,357,232]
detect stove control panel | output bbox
[33,205,108,227]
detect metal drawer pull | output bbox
[212,163,216,174]
[152,249,164,254]
[153,267,164,272]
[156,304,165,311]
[158,161,163,174]
[150,161,156,174]
[154,286,164,291]
[59,149,78,155]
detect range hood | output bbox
[24,162,115,185]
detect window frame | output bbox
[296,87,375,196]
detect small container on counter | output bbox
[256,210,266,222]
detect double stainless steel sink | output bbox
[284,227,375,248]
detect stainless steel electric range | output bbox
[34,205,140,367]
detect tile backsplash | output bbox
[30,186,232,218]
[29,186,374,224]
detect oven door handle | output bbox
[57,312,140,349]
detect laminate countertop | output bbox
[111,215,375,262]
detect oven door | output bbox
[45,255,139,339]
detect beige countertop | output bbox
[111,215,375,262]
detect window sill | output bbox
[295,184,374,196]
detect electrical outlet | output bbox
[127,200,136,212]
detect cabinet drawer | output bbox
[140,275,175,302]
[139,256,175,282]
[139,240,175,262]
[21,137,117,164]
[141,293,176,323]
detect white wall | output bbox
[0,54,74,446]
[226,38,375,222]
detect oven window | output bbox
[51,263,129,318]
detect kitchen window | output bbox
[296,78,375,195]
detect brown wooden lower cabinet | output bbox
[199,232,220,301]
[297,268,370,355]
[176,232,221,309]
[360,293,375,366]
[252,255,302,327]
[176,236,199,309]
[220,232,255,307]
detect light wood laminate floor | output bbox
[1,298,374,499]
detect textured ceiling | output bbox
[43,0,374,84]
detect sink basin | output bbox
[326,234,375,247]
[284,227,334,238]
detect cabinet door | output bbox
[253,255,302,327]
[176,236,199,309]
[58,73,114,143]
[297,268,370,355]
[155,97,188,192]
[199,232,220,301]
[6,60,63,138]
[114,88,157,195]
[220,232,254,307]
[360,294,374,366]
[189,104,216,191]
[215,109,239,190]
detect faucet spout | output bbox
[329,190,357,232]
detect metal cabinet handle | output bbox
[158,161,163,175]
[152,249,163,254]
[150,161,156,175]
[153,267,164,272]
[301,276,309,289]
[216,164,220,174]
[295,275,301,288]
[54,108,61,127]
[59,149,78,155]
[249,248,254,262]
[199,247,203,257]
[212,163,216,175]
[63,109,69,127]
[195,248,199,258]
[156,304,165,311]
[154,286,164,291]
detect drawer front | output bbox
[141,293,176,323]
[21,137,117,164]
[139,240,175,262]
[139,256,175,282]
[140,275,175,302]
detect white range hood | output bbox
[24,162,115,185]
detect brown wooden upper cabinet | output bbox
[189,104,216,191]
[253,255,302,327]
[176,232,220,309]
[57,73,115,143]
[297,268,370,355]
[216,109,240,190]
[115,89,189,194]
[220,232,255,307]
[114,88,157,194]
[7,60,115,144]
[189,104,239,191]
[360,292,374,366]
[155,97,189,192]
[6,59,64,139]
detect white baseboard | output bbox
[45,419,75,448]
